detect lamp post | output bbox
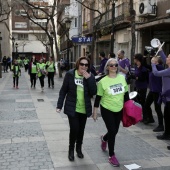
[110,0,117,53]
[12,37,15,60]
[15,43,18,59]
[65,18,71,70]
[0,32,2,78]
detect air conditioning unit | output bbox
[138,0,157,17]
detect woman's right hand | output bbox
[92,108,98,122]
[56,108,61,113]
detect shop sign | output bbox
[71,37,92,44]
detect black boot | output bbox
[68,147,74,161]
[76,144,84,159]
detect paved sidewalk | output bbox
[0,69,170,170]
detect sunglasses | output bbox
[79,63,88,67]
[108,64,118,67]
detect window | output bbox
[18,34,28,40]
[34,33,47,41]
[75,18,77,27]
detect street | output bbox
[0,69,170,170]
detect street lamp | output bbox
[65,18,72,70]
[110,0,117,53]
[12,37,15,60]
[15,43,18,59]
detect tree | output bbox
[0,0,12,22]
[14,0,68,77]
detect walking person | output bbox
[144,52,166,132]
[37,58,46,92]
[92,58,129,167]
[151,53,170,143]
[56,57,97,161]
[132,54,149,121]
[97,51,108,75]
[12,59,21,89]
[2,56,7,73]
[46,57,56,88]
[23,57,29,72]
[28,56,38,88]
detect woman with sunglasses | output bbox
[56,56,97,161]
[92,58,129,167]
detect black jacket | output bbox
[57,69,97,117]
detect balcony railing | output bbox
[93,2,130,29]
[82,21,93,34]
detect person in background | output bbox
[144,53,165,132]
[97,52,108,75]
[12,59,21,89]
[28,56,38,88]
[23,57,29,72]
[7,56,12,71]
[117,50,130,77]
[46,57,56,88]
[108,52,116,59]
[56,57,97,162]
[2,56,7,73]
[132,54,148,122]
[151,52,170,145]
[92,58,129,167]
[37,58,46,92]
[87,54,97,76]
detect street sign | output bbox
[71,36,92,44]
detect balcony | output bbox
[93,2,130,30]
[82,21,93,35]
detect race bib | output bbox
[110,83,125,95]
[75,78,83,87]
[32,64,36,68]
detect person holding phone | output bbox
[92,58,129,167]
[56,57,97,161]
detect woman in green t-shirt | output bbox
[93,58,129,167]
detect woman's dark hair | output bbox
[109,52,116,58]
[75,57,90,70]
[157,57,163,65]
[134,53,144,64]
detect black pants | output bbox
[101,105,122,157]
[30,73,36,87]
[136,88,147,120]
[13,76,19,86]
[47,72,54,87]
[39,75,45,88]
[3,64,7,72]
[24,64,28,72]
[68,113,87,149]
[164,102,170,135]
[144,91,163,125]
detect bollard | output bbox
[0,62,2,78]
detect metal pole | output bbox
[0,35,2,78]
[67,31,70,70]
[110,2,115,53]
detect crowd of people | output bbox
[2,55,56,91]
[56,47,170,167]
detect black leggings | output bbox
[144,91,163,125]
[68,113,87,149]
[164,102,170,135]
[13,76,19,86]
[101,105,122,157]
[39,75,45,88]
[47,72,54,87]
[30,73,36,87]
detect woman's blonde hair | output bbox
[104,58,119,75]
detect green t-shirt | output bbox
[31,63,37,73]
[75,70,86,114]
[12,65,20,77]
[24,59,29,65]
[37,63,46,77]
[97,74,128,112]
